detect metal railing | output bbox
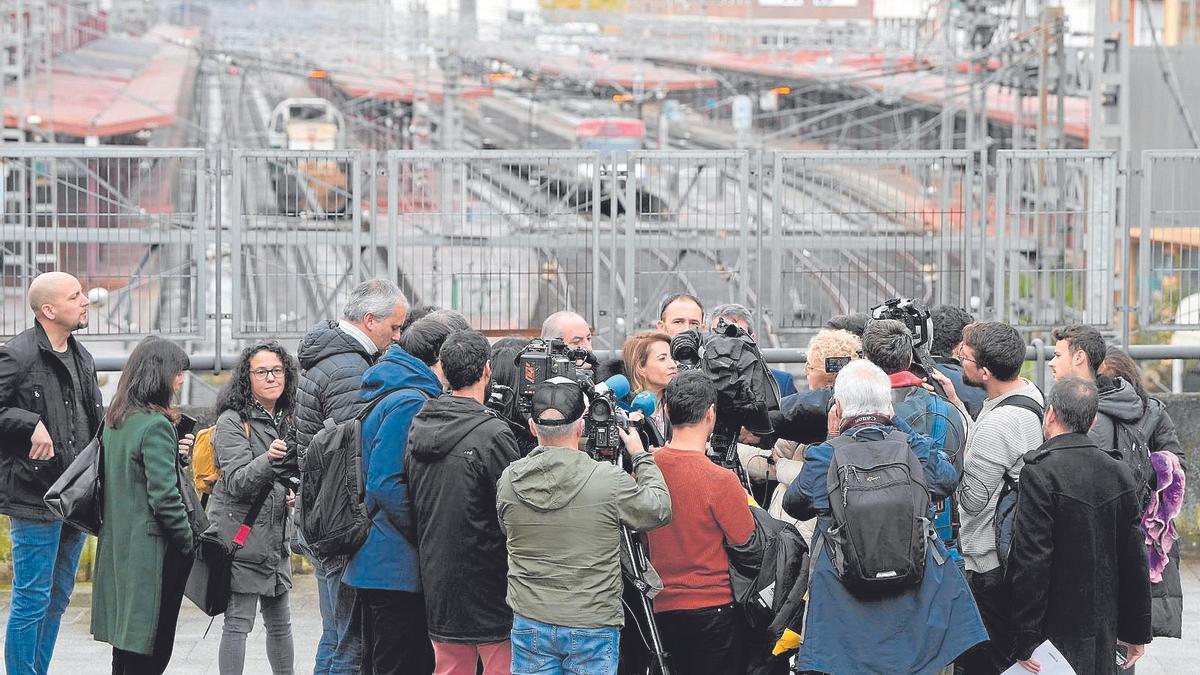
[7,145,1200,352]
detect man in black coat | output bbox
[0,272,103,675]
[293,278,408,675]
[406,329,520,674]
[1006,377,1151,674]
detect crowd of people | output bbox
[0,272,1188,675]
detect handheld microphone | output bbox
[594,374,631,401]
[631,391,657,418]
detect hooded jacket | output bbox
[496,445,672,629]
[342,345,442,592]
[1090,375,1145,455]
[1005,432,1151,672]
[294,321,376,454]
[406,395,520,644]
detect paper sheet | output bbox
[1001,640,1077,675]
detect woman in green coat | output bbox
[91,337,194,674]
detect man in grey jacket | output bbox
[496,379,672,675]
[936,322,1045,674]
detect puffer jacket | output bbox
[203,407,292,597]
[407,395,520,643]
[293,321,376,454]
[0,322,103,521]
[496,446,672,629]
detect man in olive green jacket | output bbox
[496,379,672,675]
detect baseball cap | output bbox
[531,378,586,426]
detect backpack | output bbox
[297,387,429,560]
[991,395,1044,574]
[726,506,810,633]
[1111,416,1154,512]
[893,385,966,558]
[191,420,251,495]
[824,430,934,595]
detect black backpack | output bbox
[992,395,1044,574]
[824,430,933,595]
[297,387,429,560]
[1111,415,1154,512]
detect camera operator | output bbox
[496,380,672,675]
[767,328,861,447]
[541,311,593,353]
[657,293,705,337]
[645,371,754,675]
[406,330,520,674]
[623,331,678,446]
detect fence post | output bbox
[1032,337,1046,391]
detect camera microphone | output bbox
[631,391,657,418]
[594,374,631,400]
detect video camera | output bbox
[515,338,597,415]
[583,375,632,462]
[869,297,947,398]
[670,319,780,475]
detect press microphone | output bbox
[631,391,657,418]
[594,374,631,401]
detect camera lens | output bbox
[589,399,612,423]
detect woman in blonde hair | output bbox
[622,331,677,446]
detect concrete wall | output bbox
[1156,394,1199,558]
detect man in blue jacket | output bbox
[783,360,986,674]
[343,316,455,675]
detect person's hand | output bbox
[178,433,194,459]
[286,491,296,508]
[268,438,288,461]
[826,401,843,438]
[1018,658,1041,673]
[29,421,54,460]
[927,369,961,406]
[739,427,761,445]
[617,425,645,456]
[1118,641,1145,670]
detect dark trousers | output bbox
[111,546,193,675]
[359,589,434,675]
[657,602,746,675]
[957,567,1014,675]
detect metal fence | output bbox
[4,145,1195,349]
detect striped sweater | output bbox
[954,381,1045,573]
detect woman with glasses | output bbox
[206,341,299,674]
[92,337,194,674]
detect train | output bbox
[267,97,351,217]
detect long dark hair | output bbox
[214,341,299,418]
[106,337,190,427]
[1099,346,1149,407]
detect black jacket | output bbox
[0,323,103,521]
[294,321,376,453]
[406,395,520,643]
[932,357,986,420]
[769,386,833,445]
[1005,433,1151,672]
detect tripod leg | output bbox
[620,527,671,675]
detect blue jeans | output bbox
[511,614,619,675]
[312,559,363,675]
[5,518,87,675]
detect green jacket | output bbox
[496,446,672,628]
[91,411,194,655]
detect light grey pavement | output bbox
[2,562,1198,673]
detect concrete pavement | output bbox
[2,562,1198,673]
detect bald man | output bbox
[1,272,102,675]
[541,311,592,352]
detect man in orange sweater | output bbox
[645,370,755,674]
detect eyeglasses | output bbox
[250,368,285,381]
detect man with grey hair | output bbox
[497,379,671,674]
[540,310,592,352]
[782,360,985,674]
[294,277,408,675]
[709,302,797,396]
[1006,377,1151,673]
